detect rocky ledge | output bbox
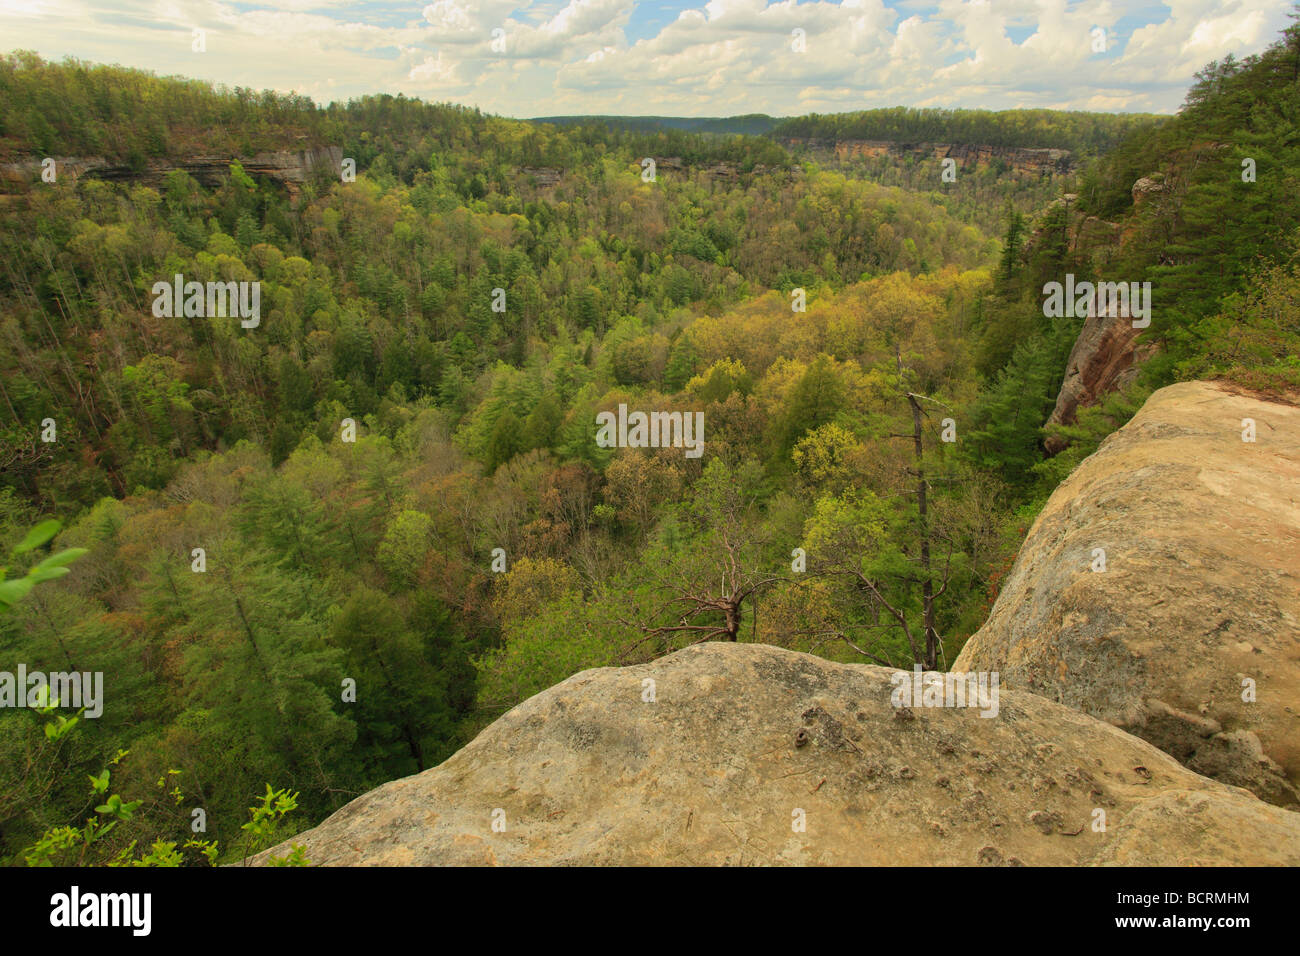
[251,640,1299,866]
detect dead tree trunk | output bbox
[906,391,940,670]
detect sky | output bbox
[0,0,1292,117]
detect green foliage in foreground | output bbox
[3,523,307,866]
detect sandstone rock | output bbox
[957,381,1300,806]
[1043,304,1146,452]
[1089,790,1300,866]
[242,146,343,186]
[1131,175,1167,206]
[778,138,1074,174]
[0,146,342,193]
[250,641,1295,866]
[0,155,111,184]
[520,166,562,187]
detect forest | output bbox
[770,106,1166,154]
[1,12,1299,865]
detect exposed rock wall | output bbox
[1043,297,1147,453]
[520,166,562,187]
[780,138,1073,174]
[0,146,342,193]
[1039,176,1170,438]
[957,381,1300,807]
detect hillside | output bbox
[530,114,780,136]
[0,53,1009,863]
[771,107,1167,155]
[984,21,1300,475]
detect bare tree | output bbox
[618,458,781,659]
[620,523,781,658]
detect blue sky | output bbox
[0,1,1291,117]
[626,1,692,41]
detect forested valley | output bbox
[1,13,1298,865]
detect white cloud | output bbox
[408,52,459,83]
[0,0,1291,116]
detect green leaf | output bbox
[13,520,60,556]
[32,548,89,574]
[43,714,78,740]
[0,577,35,607]
[27,565,71,584]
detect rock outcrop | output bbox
[957,381,1300,807]
[780,138,1073,174]
[251,641,1299,866]
[1088,789,1300,866]
[520,166,562,188]
[1,146,342,194]
[1043,301,1147,453]
[1131,175,1167,207]
[1037,175,1179,437]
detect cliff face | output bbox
[780,138,1073,174]
[1034,196,1144,452]
[253,638,1299,866]
[520,166,563,187]
[957,381,1300,807]
[1043,297,1149,453]
[0,146,343,193]
[1040,174,1172,436]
